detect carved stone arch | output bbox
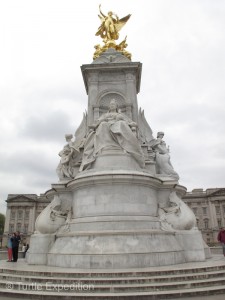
[93,92,132,120]
[99,92,126,108]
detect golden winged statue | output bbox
[94,5,132,60]
[95,5,131,42]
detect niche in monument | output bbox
[27,5,210,269]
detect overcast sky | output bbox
[0,0,225,214]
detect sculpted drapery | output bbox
[150,132,179,179]
[79,99,145,171]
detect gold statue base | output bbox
[93,37,131,61]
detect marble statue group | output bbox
[27,6,210,269]
[57,98,178,180]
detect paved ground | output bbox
[1,295,225,300]
[1,254,225,273]
[181,296,225,300]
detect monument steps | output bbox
[0,260,225,299]
[1,276,225,291]
[0,284,225,299]
[2,261,225,277]
[1,268,225,284]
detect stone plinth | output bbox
[28,167,206,269]
[27,233,55,265]
[47,231,185,269]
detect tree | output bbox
[0,213,5,235]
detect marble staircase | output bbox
[0,256,225,299]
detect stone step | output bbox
[0,276,225,293]
[0,284,225,299]
[0,269,225,284]
[1,257,225,298]
[1,263,225,278]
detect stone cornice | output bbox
[81,62,142,95]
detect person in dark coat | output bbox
[217,227,225,256]
[11,232,21,262]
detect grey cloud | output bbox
[19,110,76,142]
[0,147,58,209]
[0,148,58,176]
[22,85,86,104]
[180,164,225,190]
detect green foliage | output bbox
[0,213,5,235]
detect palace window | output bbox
[25,210,30,219]
[217,219,222,228]
[215,206,221,215]
[18,210,23,220]
[17,223,21,232]
[204,219,209,229]
[24,224,28,234]
[192,207,197,214]
[202,207,207,215]
[11,211,16,219]
[9,224,14,233]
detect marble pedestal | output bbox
[27,48,210,269]
[28,161,206,268]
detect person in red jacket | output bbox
[217,227,225,256]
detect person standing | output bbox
[11,232,21,262]
[217,227,225,256]
[7,234,13,262]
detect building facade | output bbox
[183,188,225,245]
[2,194,50,247]
[2,188,225,246]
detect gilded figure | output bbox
[95,5,131,42]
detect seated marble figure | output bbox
[150,131,179,179]
[79,99,145,171]
[56,134,84,180]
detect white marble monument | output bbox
[27,7,210,269]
